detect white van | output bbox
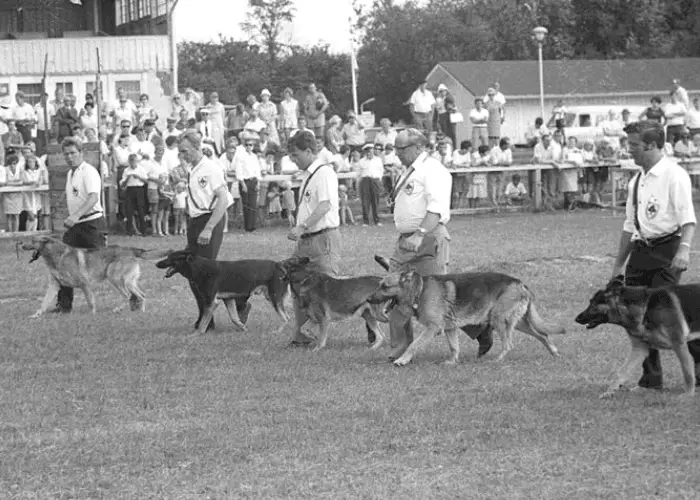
[546,105,646,144]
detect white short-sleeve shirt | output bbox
[296,159,339,232]
[393,152,452,234]
[623,156,696,239]
[186,156,232,218]
[469,108,489,128]
[410,89,436,114]
[65,162,103,222]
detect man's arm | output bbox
[300,200,332,229]
[203,186,228,231]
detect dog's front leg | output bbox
[31,278,60,318]
[443,328,460,364]
[82,286,97,315]
[393,324,440,367]
[194,300,219,335]
[311,320,330,352]
[601,340,649,399]
[672,341,697,397]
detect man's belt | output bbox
[636,229,681,247]
[300,227,336,239]
[78,211,103,221]
[400,223,445,238]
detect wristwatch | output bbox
[415,227,427,236]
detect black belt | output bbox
[636,230,681,247]
[401,223,445,238]
[78,211,103,221]
[300,227,336,239]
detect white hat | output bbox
[261,89,271,97]
[199,107,211,114]
[437,84,448,92]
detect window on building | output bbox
[16,83,43,106]
[55,82,74,97]
[85,81,105,101]
[155,0,168,16]
[115,81,141,103]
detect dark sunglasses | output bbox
[245,143,255,147]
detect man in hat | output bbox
[303,83,329,138]
[12,91,37,144]
[409,80,436,134]
[197,107,217,153]
[234,130,262,232]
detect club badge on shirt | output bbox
[404,181,415,195]
[72,187,79,196]
[646,196,660,220]
[198,176,208,189]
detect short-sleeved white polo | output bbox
[296,160,339,232]
[186,156,232,218]
[623,156,696,239]
[393,152,452,234]
[410,90,436,114]
[65,162,103,222]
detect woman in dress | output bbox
[21,154,42,231]
[207,91,226,154]
[1,154,23,232]
[258,89,280,145]
[278,87,299,146]
[484,88,504,148]
[79,101,98,131]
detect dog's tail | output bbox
[131,248,173,261]
[522,287,566,336]
[644,288,690,342]
[374,254,391,272]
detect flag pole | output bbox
[349,16,358,116]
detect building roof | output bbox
[434,59,700,98]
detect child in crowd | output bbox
[21,154,42,231]
[467,145,490,208]
[581,139,598,201]
[338,184,354,226]
[1,154,23,232]
[38,155,51,230]
[618,136,631,160]
[280,180,296,228]
[3,120,23,148]
[451,140,472,209]
[267,182,282,220]
[158,172,174,236]
[504,173,528,205]
[172,182,188,235]
[560,136,582,209]
[437,138,453,167]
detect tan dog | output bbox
[369,270,565,366]
[22,236,169,317]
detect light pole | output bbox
[532,26,548,122]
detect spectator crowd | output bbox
[1,77,699,233]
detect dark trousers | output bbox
[240,178,259,232]
[359,177,381,225]
[438,113,456,147]
[186,212,226,330]
[624,236,700,387]
[124,186,147,235]
[666,125,684,145]
[56,218,106,311]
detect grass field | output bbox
[1,210,699,500]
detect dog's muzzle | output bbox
[164,266,177,278]
[29,250,40,264]
[575,312,605,330]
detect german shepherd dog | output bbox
[368,270,565,366]
[155,250,293,335]
[22,235,169,317]
[575,276,700,398]
[279,256,391,352]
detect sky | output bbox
[174,0,373,54]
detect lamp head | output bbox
[533,26,548,43]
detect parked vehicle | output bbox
[546,105,646,144]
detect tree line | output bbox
[178,0,700,124]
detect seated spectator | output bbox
[279,153,299,173]
[437,138,453,167]
[374,118,397,147]
[243,108,267,135]
[316,136,336,167]
[525,117,548,147]
[687,97,700,137]
[3,119,24,148]
[290,115,314,139]
[674,129,696,158]
[467,145,490,208]
[504,173,528,205]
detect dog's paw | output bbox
[29,312,42,319]
[441,358,458,366]
[599,387,619,399]
[369,340,384,350]
[392,357,411,367]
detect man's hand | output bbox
[399,232,424,253]
[671,245,690,274]
[287,225,305,242]
[240,181,247,194]
[64,215,78,228]
[197,226,213,246]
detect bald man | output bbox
[386,128,493,361]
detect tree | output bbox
[240,0,296,68]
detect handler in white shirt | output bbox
[286,130,341,346]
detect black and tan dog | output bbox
[155,249,293,335]
[280,256,391,352]
[22,235,169,317]
[575,276,700,398]
[369,270,565,366]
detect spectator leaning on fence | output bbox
[409,80,436,134]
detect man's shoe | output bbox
[638,376,663,390]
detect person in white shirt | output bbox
[286,130,341,346]
[451,140,472,208]
[131,127,155,162]
[375,118,398,147]
[482,82,506,106]
[179,130,231,260]
[685,97,700,137]
[315,136,337,169]
[357,143,384,226]
[469,98,489,148]
[601,109,625,149]
[504,173,528,205]
[234,131,262,232]
[673,129,696,158]
[197,107,218,153]
[163,116,182,142]
[218,136,241,232]
[386,128,491,360]
[243,108,267,135]
[409,80,436,133]
[671,78,690,109]
[33,93,54,155]
[54,137,107,312]
[610,120,699,390]
[145,145,168,236]
[489,137,513,207]
[533,132,562,199]
[12,91,37,144]
[558,136,584,208]
[119,153,149,236]
[162,135,181,172]
[664,92,687,144]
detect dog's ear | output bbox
[606,275,625,291]
[400,271,424,308]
